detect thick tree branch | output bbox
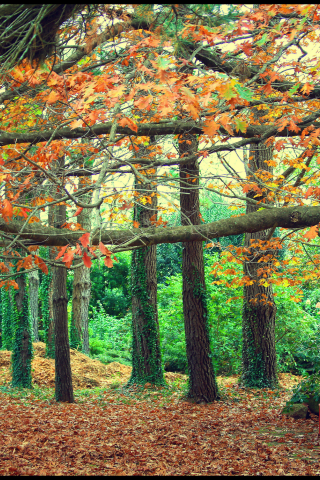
[0,205,319,249]
[1,110,320,148]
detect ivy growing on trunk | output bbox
[11,275,33,389]
[39,247,54,358]
[1,287,13,350]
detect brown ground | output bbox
[0,342,187,389]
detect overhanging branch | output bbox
[0,205,318,249]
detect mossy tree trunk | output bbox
[11,274,33,388]
[42,205,55,358]
[28,269,39,342]
[241,140,278,389]
[179,134,219,403]
[128,168,164,386]
[1,287,13,350]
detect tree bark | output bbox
[28,269,39,342]
[71,176,92,354]
[53,263,74,402]
[128,168,164,386]
[11,274,33,388]
[44,205,55,358]
[179,134,219,403]
[52,157,74,402]
[241,141,278,388]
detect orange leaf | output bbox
[104,255,113,268]
[46,90,60,104]
[34,255,48,275]
[70,119,84,129]
[203,119,220,138]
[2,199,13,221]
[99,242,112,256]
[75,243,82,255]
[303,225,319,240]
[22,255,33,270]
[79,232,90,248]
[82,251,92,268]
[74,207,83,216]
[133,220,140,228]
[118,117,138,133]
[301,82,314,95]
[63,249,74,268]
[134,95,152,110]
[55,244,69,260]
[305,187,313,199]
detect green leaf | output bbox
[288,83,301,96]
[235,118,247,133]
[157,57,170,70]
[235,84,253,101]
[224,83,237,100]
[256,33,268,46]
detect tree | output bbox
[128,168,164,386]
[28,270,39,342]
[179,134,219,402]
[70,177,92,354]
[241,139,278,388]
[52,157,74,403]
[11,272,33,388]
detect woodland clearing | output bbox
[0,344,319,476]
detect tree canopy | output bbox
[0,4,319,288]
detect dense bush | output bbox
[85,249,320,376]
[88,302,132,366]
[157,253,320,375]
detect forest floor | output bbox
[0,343,319,475]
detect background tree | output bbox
[11,272,33,388]
[129,163,164,386]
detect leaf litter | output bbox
[0,343,319,475]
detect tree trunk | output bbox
[52,157,74,402]
[11,274,33,388]
[53,264,74,402]
[241,141,278,388]
[71,264,91,353]
[44,206,55,358]
[179,134,219,403]
[128,169,164,386]
[1,287,12,350]
[71,182,92,354]
[28,269,39,342]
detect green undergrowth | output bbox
[0,375,297,410]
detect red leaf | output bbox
[63,249,74,268]
[99,242,112,256]
[104,255,113,268]
[305,187,313,199]
[55,244,69,260]
[79,232,90,248]
[75,243,82,255]
[88,246,97,258]
[82,251,92,268]
[74,207,83,216]
[34,255,48,274]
